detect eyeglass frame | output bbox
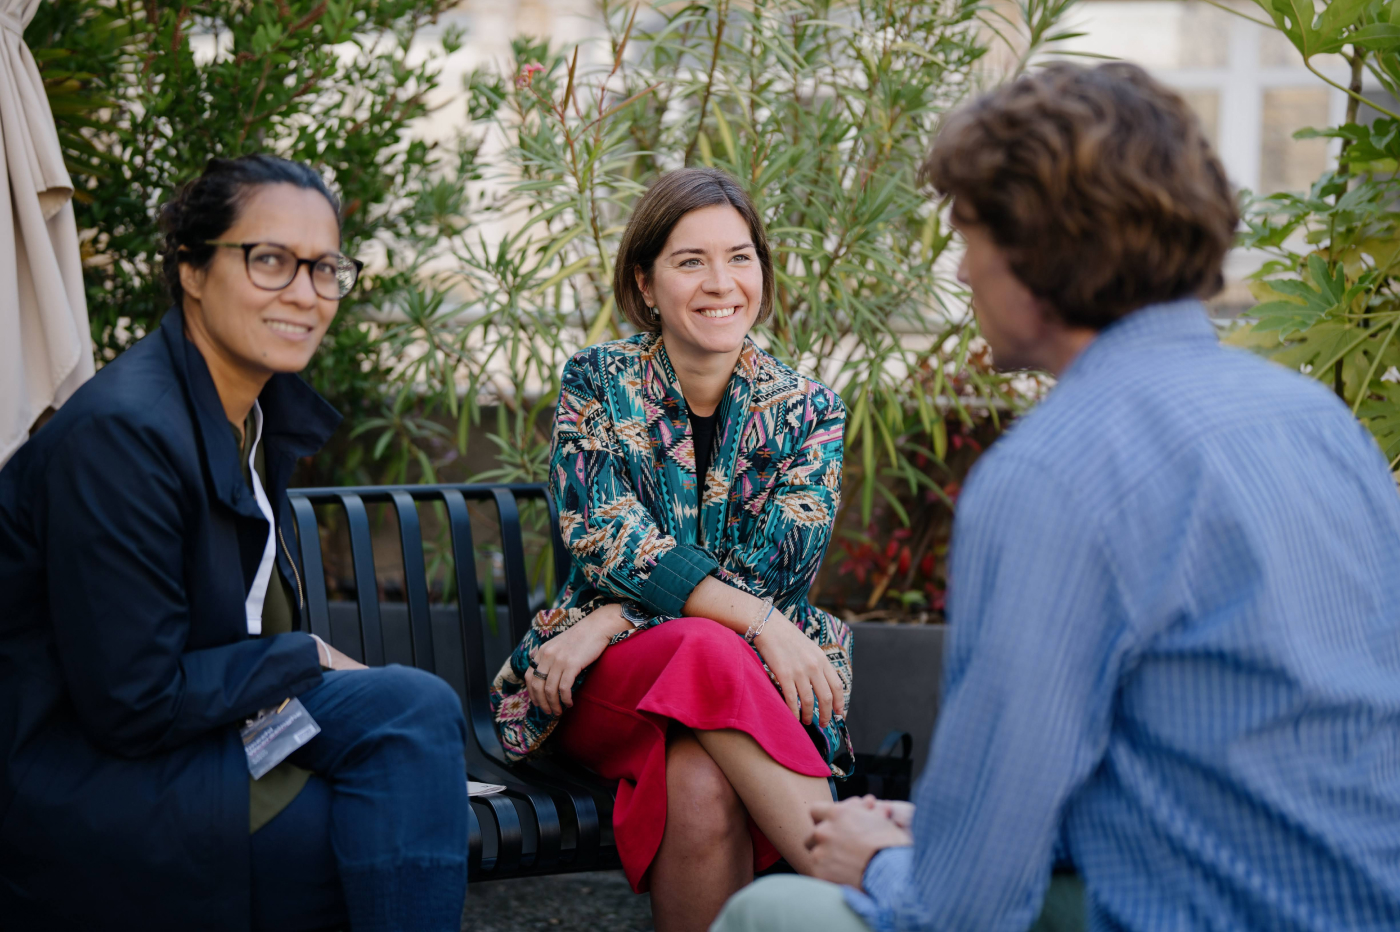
[204,240,364,300]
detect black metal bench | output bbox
[285,482,622,881]
[285,481,913,886]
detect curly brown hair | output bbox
[920,62,1238,330]
[613,168,775,333]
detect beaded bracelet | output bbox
[744,596,775,644]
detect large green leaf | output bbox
[1359,384,1400,463]
[1317,0,1370,35]
[1252,0,1349,57]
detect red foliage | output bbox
[816,414,1005,622]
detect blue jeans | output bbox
[250,666,469,932]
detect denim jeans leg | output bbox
[289,666,469,932]
[251,774,347,931]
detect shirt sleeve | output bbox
[840,845,913,932]
[715,387,845,605]
[550,353,716,617]
[854,450,1126,932]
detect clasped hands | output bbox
[804,796,915,888]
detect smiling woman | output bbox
[0,155,470,930]
[490,168,853,932]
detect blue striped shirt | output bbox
[845,300,1400,931]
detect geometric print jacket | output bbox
[490,332,855,776]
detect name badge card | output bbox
[240,698,320,779]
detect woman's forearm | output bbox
[580,602,634,639]
[683,576,846,726]
[681,576,773,635]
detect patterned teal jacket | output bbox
[490,332,855,776]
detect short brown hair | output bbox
[614,168,775,333]
[921,62,1238,330]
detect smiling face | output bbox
[636,204,764,361]
[180,183,342,380]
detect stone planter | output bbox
[845,622,946,779]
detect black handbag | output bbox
[836,730,913,801]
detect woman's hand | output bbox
[311,634,368,672]
[527,603,631,716]
[325,643,367,672]
[752,612,847,728]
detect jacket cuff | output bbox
[638,544,718,617]
[291,632,328,682]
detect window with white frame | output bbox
[1054,1,1396,309]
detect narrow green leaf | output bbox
[710,99,736,162]
[860,426,875,527]
[533,254,594,294]
[584,296,616,347]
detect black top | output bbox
[690,407,719,507]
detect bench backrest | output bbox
[285,483,566,760]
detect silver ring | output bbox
[532,668,549,680]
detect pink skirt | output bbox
[554,617,830,892]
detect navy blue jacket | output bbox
[0,307,340,929]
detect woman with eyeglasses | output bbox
[0,155,468,931]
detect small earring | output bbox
[649,304,659,320]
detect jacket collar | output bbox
[157,306,341,514]
[641,333,764,403]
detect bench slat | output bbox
[490,487,534,645]
[388,490,435,671]
[338,493,384,666]
[289,496,332,641]
[543,488,570,603]
[440,490,500,759]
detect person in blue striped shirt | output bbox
[712,61,1400,932]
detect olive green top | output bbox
[234,412,314,833]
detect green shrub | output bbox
[33,0,1077,616]
[1225,1,1400,466]
[26,0,468,482]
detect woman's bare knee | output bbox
[666,732,746,844]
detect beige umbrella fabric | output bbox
[0,0,93,467]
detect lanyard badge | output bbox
[240,698,321,779]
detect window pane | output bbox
[1260,88,1332,194]
[1056,2,1187,68]
[1056,0,1232,69]
[1178,2,1232,69]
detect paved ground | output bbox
[463,869,654,932]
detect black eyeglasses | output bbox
[206,241,363,300]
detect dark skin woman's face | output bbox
[179,183,342,378]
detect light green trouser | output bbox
[709,872,1086,932]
